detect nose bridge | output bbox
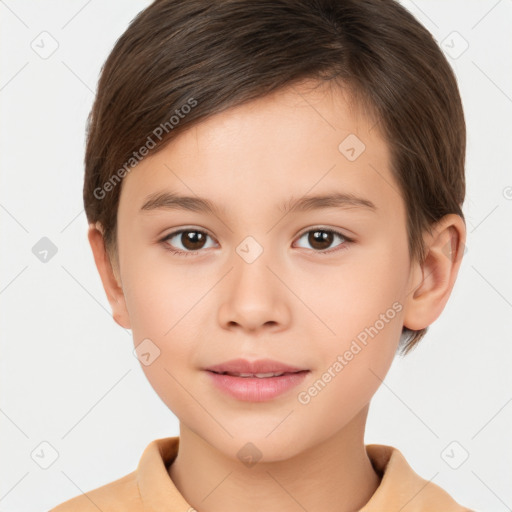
[217,233,290,331]
[232,233,275,298]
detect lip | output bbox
[204,358,309,402]
[205,358,307,375]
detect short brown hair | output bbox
[83,0,466,356]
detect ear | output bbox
[87,223,131,330]
[403,214,466,331]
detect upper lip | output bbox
[205,358,307,375]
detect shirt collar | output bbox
[137,437,467,511]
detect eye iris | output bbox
[182,231,206,250]
[173,229,341,252]
[309,230,333,250]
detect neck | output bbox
[168,406,381,512]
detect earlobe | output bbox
[87,223,131,330]
[403,214,466,331]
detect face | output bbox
[111,81,417,460]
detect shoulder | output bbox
[48,470,141,511]
[49,436,181,511]
[363,444,476,511]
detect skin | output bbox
[88,80,466,512]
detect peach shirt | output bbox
[50,436,475,511]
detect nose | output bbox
[217,245,291,333]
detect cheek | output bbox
[304,240,408,412]
[121,248,203,337]
[122,262,204,412]
[121,253,214,383]
[314,249,407,345]
[298,266,406,433]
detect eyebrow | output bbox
[140,191,377,216]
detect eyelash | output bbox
[159,227,354,257]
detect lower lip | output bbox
[205,370,309,402]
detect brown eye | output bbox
[162,229,216,255]
[180,231,207,250]
[295,228,350,253]
[308,230,334,250]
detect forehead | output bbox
[118,81,401,221]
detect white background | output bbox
[1,1,511,510]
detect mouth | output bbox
[204,361,310,401]
[208,370,307,378]
[205,358,308,376]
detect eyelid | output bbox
[160,225,354,256]
[295,225,353,240]
[160,227,218,249]
[158,233,209,259]
[293,227,354,254]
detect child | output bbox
[51,0,475,510]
